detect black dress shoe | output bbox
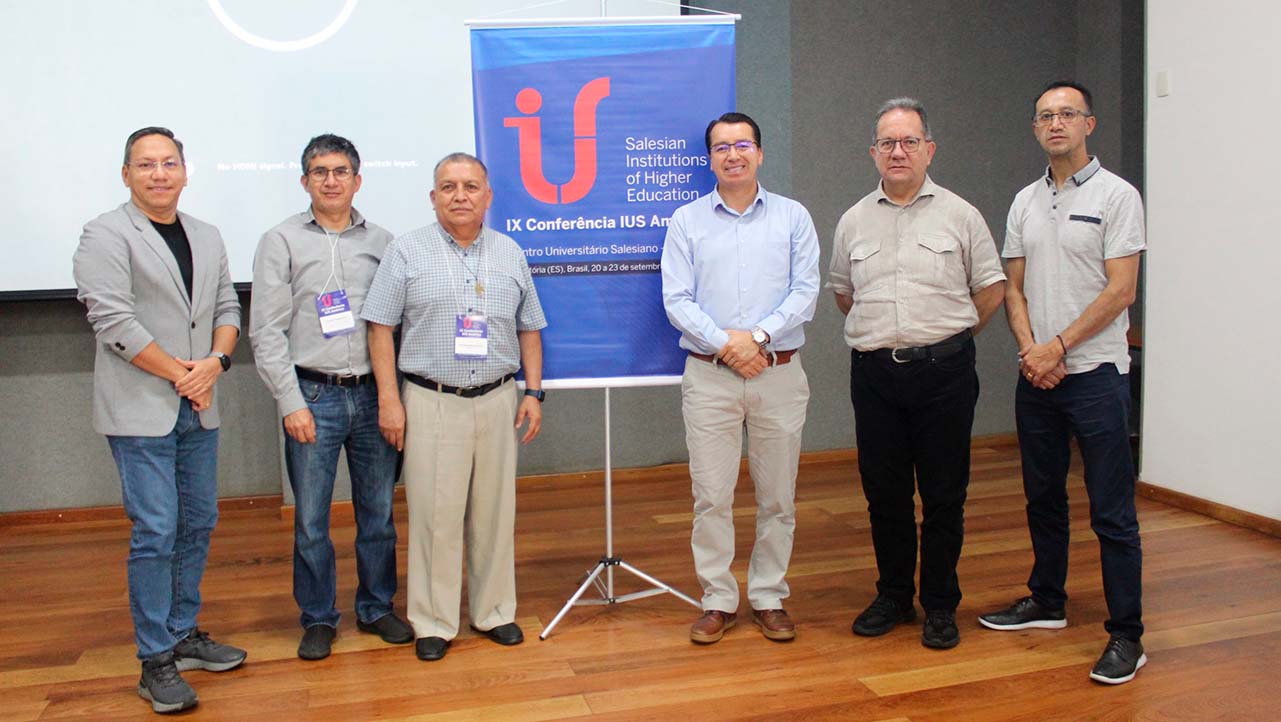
[357,613,414,644]
[470,622,524,646]
[297,625,335,661]
[415,636,450,661]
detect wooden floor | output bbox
[3,437,1281,721]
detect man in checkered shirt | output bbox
[362,152,547,662]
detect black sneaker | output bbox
[922,609,960,649]
[172,629,247,672]
[138,651,197,714]
[978,596,1067,631]
[1089,635,1147,684]
[852,594,916,637]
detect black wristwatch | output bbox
[524,388,545,402]
[209,352,231,372]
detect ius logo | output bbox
[504,77,611,205]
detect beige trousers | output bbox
[681,354,809,612]
[401,380,518,640]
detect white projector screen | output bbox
[0,0,676,297]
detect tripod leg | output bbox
[616,560,701,607]
[540,562,610,639]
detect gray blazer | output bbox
[73,202,241,436]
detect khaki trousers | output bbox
[681,354,809,612]
[402,380,518,640]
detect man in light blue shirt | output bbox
[661,112,820,645]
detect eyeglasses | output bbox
[130,159,183,173]
[873,137,924,154]
[1033,109,1091,126]
[307,166,353,181]
[710,140,757,155]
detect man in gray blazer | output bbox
[73,127,246,715]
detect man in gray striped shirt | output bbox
[362,152,547,662]
[250,134,412,661]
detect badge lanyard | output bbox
[449,233,489,360]
[315,227,357,338]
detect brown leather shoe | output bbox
[690,610,737,644]
[752,609,796,641]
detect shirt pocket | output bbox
[403,268,453,316]
[483,268,523,322]
[1062,207,1105,257]
[912,233,961,289]
[847,239,884,296]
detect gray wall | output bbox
[0,1,1141,513]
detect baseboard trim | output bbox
[0,494,283,528]
[1137,481,1281,538]
[2,434,1021,527]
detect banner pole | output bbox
[604,386,615,597]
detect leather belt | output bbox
[295,366,373,386]
[866,329,973,364]
[404,372,515,398]
[689,349,797,367]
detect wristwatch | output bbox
[209,352,231,372]
[524,388,546,402]
[750,327,769,350]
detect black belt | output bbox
[404,372,514,398]
[295,366,373,386]
[865,329,973,364]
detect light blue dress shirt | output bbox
[660,185,820,354]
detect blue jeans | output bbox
[1016,364,1143,640]
[284,379,400,629]
[108,398,219,660]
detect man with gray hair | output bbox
[250,133,413,661]
[362,152,546,662]
[828,99,1006,649]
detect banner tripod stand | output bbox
[539,387,700,640]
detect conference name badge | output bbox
[316,290,357,338]
[455,312,489,359]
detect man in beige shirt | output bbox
[828,98,1006,650]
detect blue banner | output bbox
[471,22,736,384]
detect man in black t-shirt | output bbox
[73,127,245,714]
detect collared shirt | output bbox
[1004,157,1145,374]
[828,175,1006,351]
[660,184,820,354]
[360,222,546,387]
[249,207,393,417]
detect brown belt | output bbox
[689,349,797,367]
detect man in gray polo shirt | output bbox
[978,81,1147,685]
[250,134,413,661]
[829,98,1006,650]
[361,152,546,662]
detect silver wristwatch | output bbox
[750,326,769,350]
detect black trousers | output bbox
[850,341,978,612]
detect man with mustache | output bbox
[362,152,546,662]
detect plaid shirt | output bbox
[361,223,546,387]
